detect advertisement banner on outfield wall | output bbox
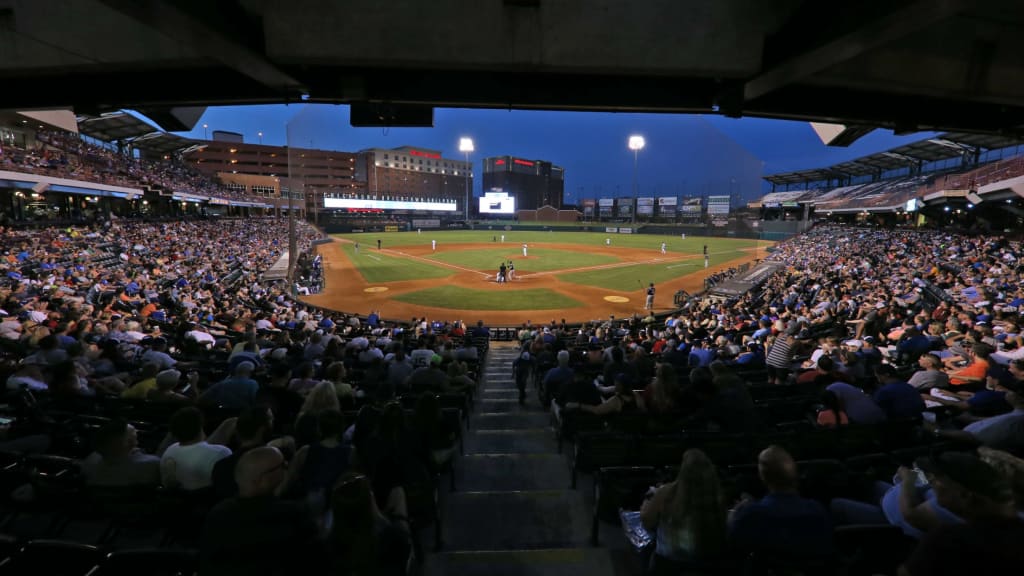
[636,197,655,215]
[658,198,677,214]
[707,195,731,215]
[605,227,619,233]
[411,219,441,229]
[598,198,614,207]
[581,199,596,216]
[618,227,633,234]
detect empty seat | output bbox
[90,548,198,576]
[2,539,102,576]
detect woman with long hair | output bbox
[642,362,678,414]
[330,473,410,576]
[640,449,726,572]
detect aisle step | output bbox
[424,548,618,576]
[464,428,558,454]
[474,412,550,430]
[441,490,590,550]
[456,453,570,491]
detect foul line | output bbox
[523,254,694,278]
[365,254,381,262]
[343,239,750,283]
[384,249,493,278]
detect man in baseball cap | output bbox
[902,450,1024,575]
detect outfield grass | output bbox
[340,244,453,283]
[393,286,584,311]
[557,249,749,291]
[335,230,761,255]
[427,247,619,273]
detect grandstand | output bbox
[5,0,1024,573]
[758,132,1024,228]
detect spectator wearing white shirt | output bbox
[160,407,232,490]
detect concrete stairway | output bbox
[424,342,623,576]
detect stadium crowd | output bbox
[520,224,1024,574]
[0,216,1023,574]
[2,130,259,202]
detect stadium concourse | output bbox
[2,210,1024,574]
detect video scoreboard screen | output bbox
[479,192,516,214]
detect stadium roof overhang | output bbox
[77,112,156,142]
[764,132,1024,186]
[1,1,1024,136]
[128,132,200,156]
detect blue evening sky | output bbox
[170,105,936,203]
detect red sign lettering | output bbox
[495,159,505,165]
[513,159,534,167]
[409,149,441,159]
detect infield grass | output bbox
[340,244,453,283]
[393,285,584,311]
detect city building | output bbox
[183,137,362,213]
[482,156,564,211]
[354,146,472,203]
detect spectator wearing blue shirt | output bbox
[751,320,772,342]
[200,361,259,411]
[872,364,925,420]
[896,327,932,362]
[729,446,834,568]
[366,310,379,327]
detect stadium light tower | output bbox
[202,123,208,140]
[459,137,475,222]
[628,135,645,224]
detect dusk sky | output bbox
[171,105,936,203]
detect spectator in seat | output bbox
[119,363,160,400]
[201,361,259,410]
[900,451,1024,576]
[211,406,275,499]
[830,457,965,539]
[945,343,993,390]
[405,354,449,394]
[729,445,834,568]
[543,349,577,407]
[330,472,411,576]
[873,364,926,420]
[202,446,324,576]
[79,419,161,487]
[566,372,638,417]
[815,389,849,428]
[160,406,232,490]
[908,354,950,390]
[935,379,1024,452]
[640,362,679,414]
[641,449,726,573]
[826,380,885,424]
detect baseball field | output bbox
[301,230,771,325]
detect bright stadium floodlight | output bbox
[459,137,475,221]
[628,135,645,224]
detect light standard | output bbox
[459,137,474,222]
[258,131,263,145]
[628,135,645,224]
[202,123,208,140]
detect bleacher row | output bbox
[0,326,494,574]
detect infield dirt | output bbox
[301,240,769,325]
